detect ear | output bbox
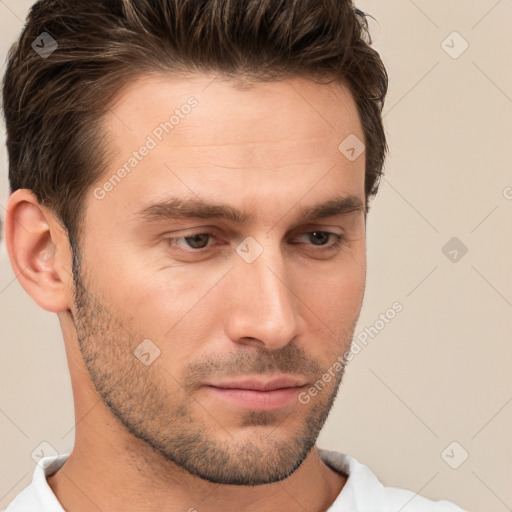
[3,189,74,313]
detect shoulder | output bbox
[3,454,69,512]
[318,448,467,512]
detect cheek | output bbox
[296,256,366,349]
[299,245,366,305]
[109,267,217,349]
[305,274,364,324]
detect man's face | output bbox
[72,73,367,485]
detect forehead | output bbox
[104,72,362,147]
[92,73,365,224]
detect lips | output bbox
[204,376,306,391]
[201,376,307,411]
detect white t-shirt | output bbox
[3,448,467,511]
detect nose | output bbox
[224,244,301,350]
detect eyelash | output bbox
[165,230,344,255]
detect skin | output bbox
[5,73,367,512]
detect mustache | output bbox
[181,343,339,392]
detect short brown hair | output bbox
[2,0,388,245]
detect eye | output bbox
[167,231,216,252]
[164,229,344,255]
[292,231,344,250]
[296,230,342,246]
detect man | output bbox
[2,0,467,510]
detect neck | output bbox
[47,335,347,512]
[47,413,346,512]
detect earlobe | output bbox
[4,189,74,313]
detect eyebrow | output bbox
[134,194,365,225]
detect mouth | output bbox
[202,376,307,411]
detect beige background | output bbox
[1,1,511,511]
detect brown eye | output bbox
[166,231,217,253]
[181,233,212,249]
[308,231,331,245]
[292,231,343,250]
